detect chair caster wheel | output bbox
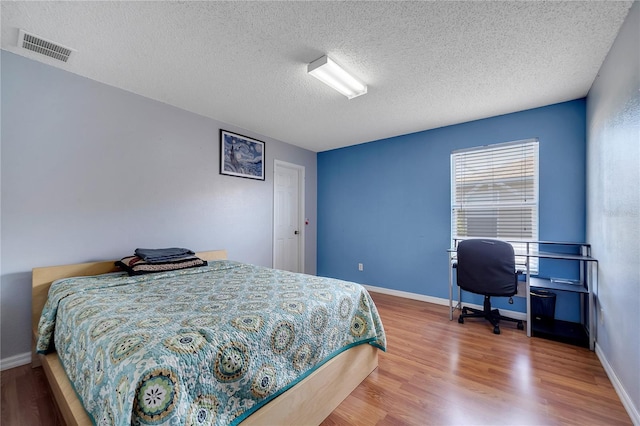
[458,316,464,324]
[493,326,500,334]
[517,321,524,330]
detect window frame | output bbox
[451,139,540,272]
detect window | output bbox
[451,139,539,271]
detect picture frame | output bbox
[220,129,265,181]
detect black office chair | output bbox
[455,239,524,334]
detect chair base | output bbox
[458,296,524,334]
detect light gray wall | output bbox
[586,2,639,422]
[0,51,317,360]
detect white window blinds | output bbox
[451,139,539,267]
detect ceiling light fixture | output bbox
[307,55,367,99]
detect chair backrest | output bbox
[456,239,517,297]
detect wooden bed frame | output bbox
[31,250,378,425]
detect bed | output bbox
[31,250,386,425]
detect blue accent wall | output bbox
[318,100,586,320]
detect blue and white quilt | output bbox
[37,260,386,425]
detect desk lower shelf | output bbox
[529,277,588,293]
[531,319,589,348]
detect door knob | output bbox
[294,230,299,235]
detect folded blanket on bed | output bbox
[134,247,195,262]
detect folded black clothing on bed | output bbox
[116,255,207,276]
[134,247,195,263]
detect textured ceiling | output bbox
[1,1,633,152]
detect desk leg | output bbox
[449,255,453,321]
[588,262,597,351]
[526,258,531,337]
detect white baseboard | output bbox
[363,284,526,321]
[596,343,640,426]
[0,351,31,371]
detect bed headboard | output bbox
[31,250,228,340]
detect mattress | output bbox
[36,260,386,425]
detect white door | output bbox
[273,161,304,272]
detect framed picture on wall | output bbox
[220,129,265,181]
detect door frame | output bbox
[273,160,305,273]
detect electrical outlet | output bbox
[358,263,363,271]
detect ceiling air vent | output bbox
[18,29,74,63]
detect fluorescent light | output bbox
[307,55,367,99]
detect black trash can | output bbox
[530,289,556,324]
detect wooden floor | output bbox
[1,292,631,425]
[1,358,62,425]
[322,293,631,425]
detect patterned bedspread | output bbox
[37,260,386,425]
